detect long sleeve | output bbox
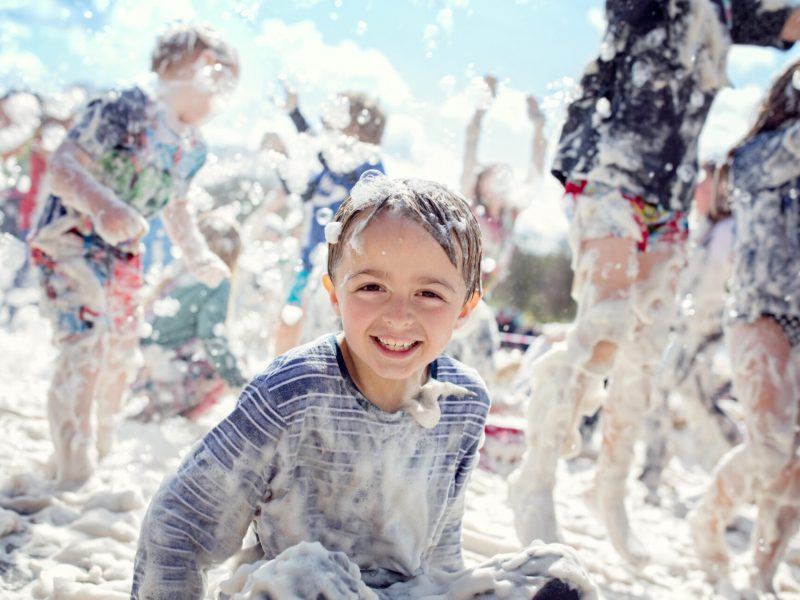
[132,384,285,599]
[733,121,800,190]
[426,433,482,573]
[288,108,311,134]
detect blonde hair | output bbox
[151,22,239,78]
[197,211,242,272]
[327,177,482,302]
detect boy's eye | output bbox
[418,290,443,300]
[358,283,383,292]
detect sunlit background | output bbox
[4,0,798,183]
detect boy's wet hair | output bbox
[327,175,483,302]
[151,22,239,78]
[197,210,242,272]
[343,91,386,145]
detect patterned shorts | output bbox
[564,180,688,253]
[33,233,142,341]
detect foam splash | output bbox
[402,378,475,429]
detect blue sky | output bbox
[3,0,799,187]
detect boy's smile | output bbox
[324,212,478,411]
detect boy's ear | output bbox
[455,291,481,328]
[322,274,341,316]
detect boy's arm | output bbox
[161,197,230,288]
[526,95,547,183]
[48,140,148,246]
[460,77,496,200]
[132,385,283,599]
[280,79,311,134]
[734,121,800,189]
[427,433,483,572]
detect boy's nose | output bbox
[383,297,414,328]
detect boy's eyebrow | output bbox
[417,277,457,293]
[346,270,458,293]
[345,268,387,282]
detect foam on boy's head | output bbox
[326,172,483,301]
[151,22,240,81]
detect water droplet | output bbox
[315,207,334,226]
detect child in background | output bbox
[509,0,800,565]
[132,210,247,421]
[460,74,547,295]
[450,75,548,387]
[27,22,239,489]
[639,161,738,500]
[132,175,596,600]
[272,84,386,355]
[689,59,800,594]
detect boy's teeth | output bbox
[377,337,415,351]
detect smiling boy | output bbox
[132,175,595,599]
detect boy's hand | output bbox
[94,200,149,247]
[279,78,298,113]
[186,251,230,288]
[484,75,498,98]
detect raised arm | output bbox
[279,79,311,134]
[526,95,548,183]
[48,140,148,246]
[460,75,497,200]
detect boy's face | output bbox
[158,50,238,126]
[324,212,479,392]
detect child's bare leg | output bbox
[749,343,800,591]
[594,248,681,564]
[510,237,637,544]
[95,331,141,459]
[95,255,143,458]
[688,444,750,576]
[690,318,795,580]
[48,330,105,488]
[751,462,800,592]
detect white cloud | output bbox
[727,46,779,77]
[698,85,764,162]
[0,51,47,90]
[587,7,606,34]
[254,19,413,109]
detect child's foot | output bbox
[599,496,649,565]
[589,482,649,565]
[510,487,562,545]
[687,505,730,580]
